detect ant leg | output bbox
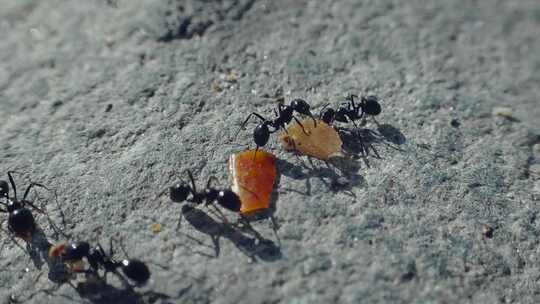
[348,94,358,104]
[252,146,259,164]
[184,170,198,196]
[292,116,309,135]
[372,116,380,127]
[96,243,107,258]
[237,215,264,240]
[349,120,369,157]
[117,238,130,259]
[23,182,49,201]
[18,183,47,214]
[209,204,229,224]
[7,171,18,201]
[308,113,317,127]
[108,237,115,257]
[234,112,268,140]
[270,215,281,247]
[318,103,330,120]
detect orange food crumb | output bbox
[280,118,343,160]
[229,150,277,215]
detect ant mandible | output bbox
[319,94,382,127]
[0,171,49,241]
[169,170,241,224]
[235,99,317,153]
[52,239,151,285]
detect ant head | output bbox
[320,107,335,124]
[0,180,9,198]
[6,199,22,213]
[63,241,91,261]
[362,95,381,116]
[253,124,270,147]
[8,208,35,239]
[291,99,312,116]
[169,183,191,202]
[216,190,242,212]
[120,259,150,285]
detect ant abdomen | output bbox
[254,124,271,147]
[216,190,242,212]
[120,259,151,285]
[334,108,350,123]
[8,208,35,237]
[363,95,381,116]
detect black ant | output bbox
[168,170,241,225]
[320,94,383,158]
[319,94,382,126]
[167,171,281,246]
[0,171,50,241]
[235,99,317,153]
[51,239,151,285]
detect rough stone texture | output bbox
[1,0,540,303]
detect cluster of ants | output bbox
[236,94,382,151]
[0,171,150,291]
[1,94,382,300]
[165,93,383,222]
[167,93,383,220]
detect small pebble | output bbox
[530,164,540,176]
[492,106,513,118]
[226,72,238,83]
[533,144,540,158]
[482,224,494,238]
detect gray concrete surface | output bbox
[1,0,540,303]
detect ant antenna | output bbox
[234,112,267,141]
[184,170,198,194]
[8,171,19,201]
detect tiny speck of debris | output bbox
[212,80,223,93]
[400,271,415,282]
[492,106,513,118]
[105,104,113,112]
[533,144,540,158]
[450,118,460,128]
[482,224,494,238]
[152,223,162,233]
[226,72,238,83]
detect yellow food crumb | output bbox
[151,223,162,233]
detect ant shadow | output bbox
[24,271,171,304]
[338,123,406,168]
[179,205,282,263]
[277,155,364,198]
[26,226,54,271]
[0,223,60,272]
